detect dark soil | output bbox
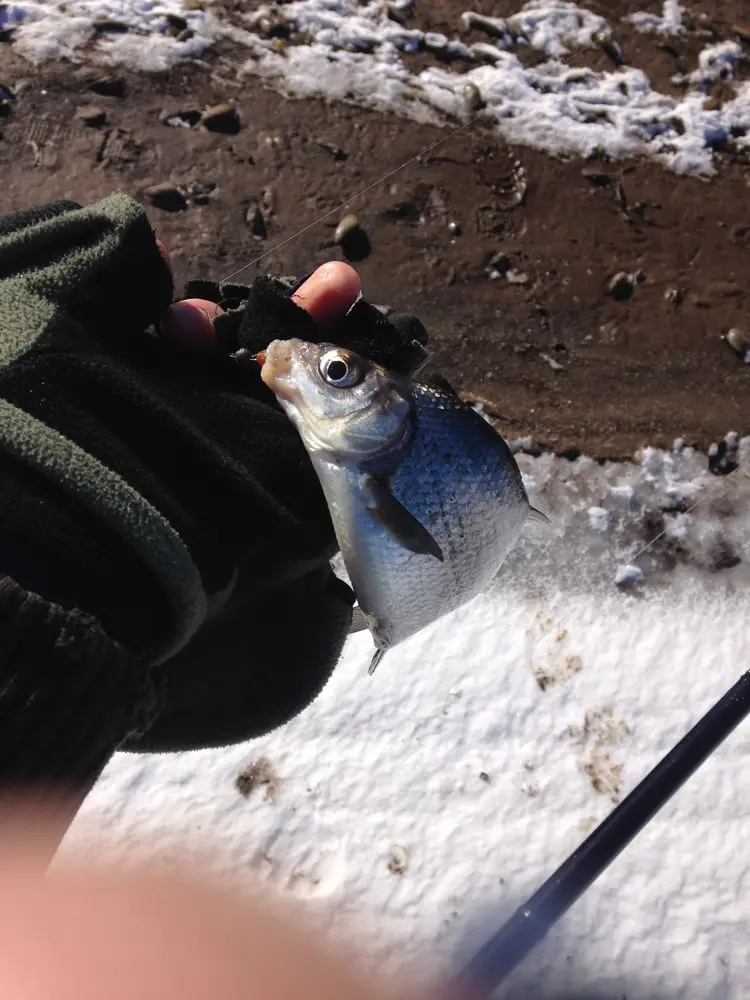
[1,0,749,459]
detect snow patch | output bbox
[627,0,685,36]
[62,446,750,998]
[8,0,217,71]
[5,0,750,174]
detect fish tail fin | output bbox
[526,504,552,528]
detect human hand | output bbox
[0,193,429,765]
[158,247,363,349]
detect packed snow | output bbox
[63,444,750,1000]
[4,0,750,175]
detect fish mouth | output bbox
[259,339,298,402]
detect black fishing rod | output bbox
[453,666,750,995]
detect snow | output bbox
[5,0,215,71]
[5,0,750,175]
[627,1,685,36]
[62,443,750,999]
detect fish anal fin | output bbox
[364,476,444,562]
[527,505,552,527]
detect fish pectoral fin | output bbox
[363,476,444,562]
[526,505,552,527]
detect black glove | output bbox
[0,193,429,761]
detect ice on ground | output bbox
[63,446,750,1000]
[5,0,750,175]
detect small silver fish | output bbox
[260,339,547,673]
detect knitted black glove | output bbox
[0,193,429,769]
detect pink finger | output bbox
[292,262,361,328]
[160,298,225,351]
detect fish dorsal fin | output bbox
[526,505,552,527]
[363,475,445,562]
[419,372,460,397]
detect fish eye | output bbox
[319,349,364,388]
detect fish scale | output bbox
[347,383,530,654]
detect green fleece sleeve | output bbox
[0,194,207,665]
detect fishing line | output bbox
[220,0,673,285]
[220,111,487,283]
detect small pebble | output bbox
[261,187,275,215]
[163,12,187,34]
[664,287,683,305]
[448,220,461,236]
[334,214,371,262]
[76,105,107,127]
[581,166,613,187]
[486,252,511,279]
[463,82,484,112]
[88,74,126,97]
[673,437,686,454]
[725,327,750,362]
[317,140,348,161]
[256,11,291,38]
[540,352,565,371]
[608,271,635,301]
[335,214,359,243]
[709,431,740,475]
[143,183,188,212]
[201,103,241,134]
[615,564,644,588]
[246,203,268,241]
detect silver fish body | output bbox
[260,339,537,671]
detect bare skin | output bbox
[158,252,362,348]
[0,814,423,1000]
